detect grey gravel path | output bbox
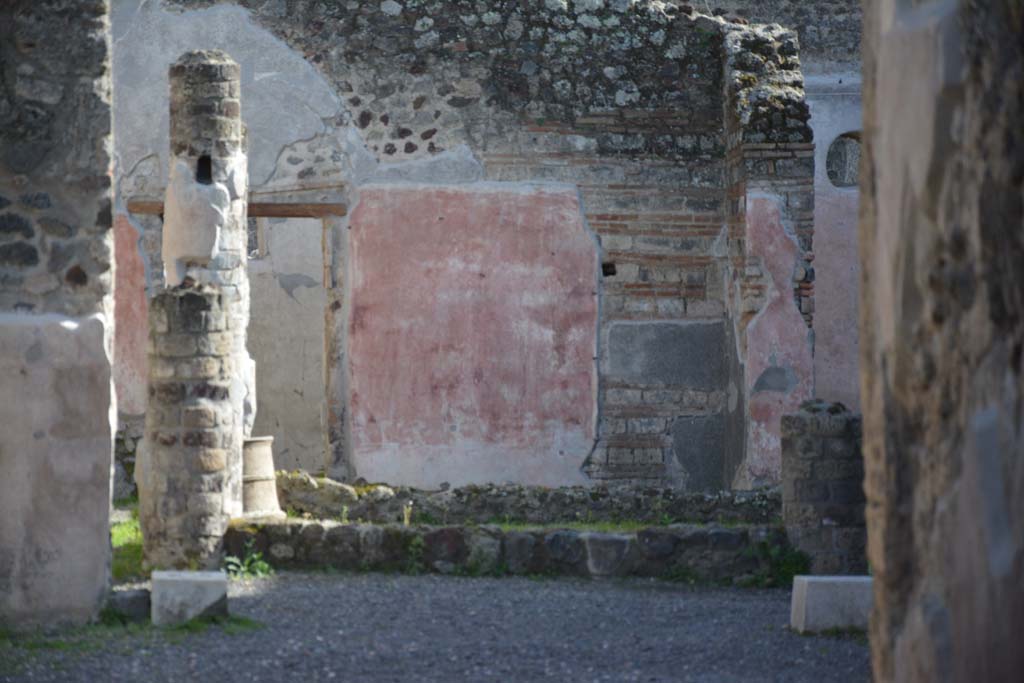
[2,573,869,682]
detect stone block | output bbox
[671,414,725,492]
[151,570,228,627]
[582,533,640,577]
[790,575,872,633]
[606,321,726,390]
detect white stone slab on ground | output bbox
[790,575,873,633]
[151,570,228,626]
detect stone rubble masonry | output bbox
[860,1,1023,680]
[0,0,115,630]
[138,285,238,570]
[139,2,815,490]
[277,470,782,526]
[0,0,114,318]
[226,517,792,584]
[781,401,866,575]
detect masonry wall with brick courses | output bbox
[721,21,816,488]
[781,401,865,575]
[138,285,238,569]
[119,2,822,491]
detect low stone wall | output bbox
[781,400,866,574]
[226,519,795,584]
[277,471,781,527]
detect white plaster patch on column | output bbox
[162,158,229,287]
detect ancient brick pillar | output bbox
[139,286,237,568]
[137,50,252,568]
[781,401,866,575]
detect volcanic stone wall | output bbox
[781,401,865,575]
[0,0,115,629]
[860,0,1023,680]
[0,0,114,315]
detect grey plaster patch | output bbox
[277,273,319,301]
[671,414,725,493]
[606,321,725,390]
[753,365,798,393]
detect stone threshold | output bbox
[225,518,801,584]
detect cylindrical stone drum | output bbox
[242,436,283,518]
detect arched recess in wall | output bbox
[826,132,861,188]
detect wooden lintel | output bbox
[126,198,347,218]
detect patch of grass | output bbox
[111,514,145,582]
[741,542,812,588]
[165,614,264,639]
[403,535,425,574]
[224,539,273,579]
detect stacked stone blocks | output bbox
[781,401,866,575]
[140,285,238,569]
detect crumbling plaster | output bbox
[111,0,847,490]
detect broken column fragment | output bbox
[138,50,253,569]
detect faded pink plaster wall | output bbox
[741,195,814,486]
[813,188,860,410]
[347,185,598,488]
[113,213,148,416]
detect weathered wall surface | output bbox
[111,1,855,490]
[860,0,1023,680]
[722,22,816,488]
[0,0,115,629]
[248,217,326,471]
[0,315,114,628]
[348,185,597,487]
[807,81,861,410]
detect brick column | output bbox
[781,400,866,574]
[139,286,237,568]
[138,50,252,568]
[166,50,251,517]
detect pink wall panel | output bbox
[347,185,598,487]
[113,213,148,416]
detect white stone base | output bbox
[151,570,228,626]
[790,575,873,633]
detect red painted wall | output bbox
[113,213,148,416]
[347,185,598,487]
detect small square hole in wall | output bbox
[195,155,213,185]
[602,262,617,277]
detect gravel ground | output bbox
[1,573,869,682]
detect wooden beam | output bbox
[126,198,347,218]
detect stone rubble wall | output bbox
[276,470,780,526]
[860,0,1024,680]
[138,285,238,569]
[113,1,828,491]
[781,400,865,575]
[0,0,115,630]
[226,518,793,584]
